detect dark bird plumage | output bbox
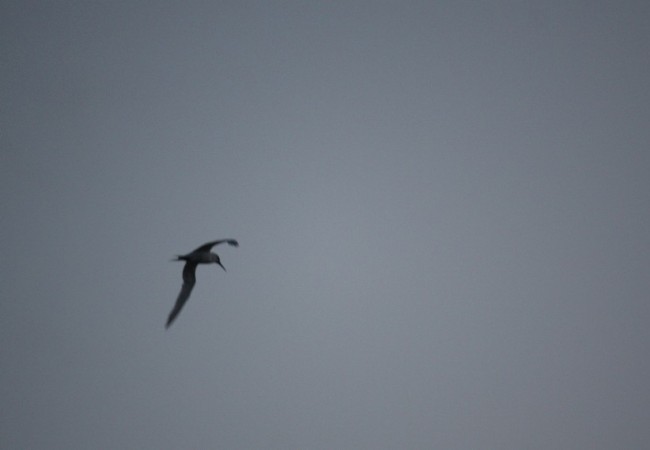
[166,239,239,328]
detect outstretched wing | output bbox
[166,262,197,328]
[192,239,239,253]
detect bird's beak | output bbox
[217,262,226,271]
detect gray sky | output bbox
[2,1,649,449]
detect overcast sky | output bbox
[2,1,649,449]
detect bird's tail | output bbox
[171,255,186,261]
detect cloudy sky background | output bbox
[2,1,649,449]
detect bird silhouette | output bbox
[166,239,239,328]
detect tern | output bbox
[166,239,239,328]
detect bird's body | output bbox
[166,239,239,328]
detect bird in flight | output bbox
[166,239,239,328]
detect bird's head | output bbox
[212,254,226,271]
